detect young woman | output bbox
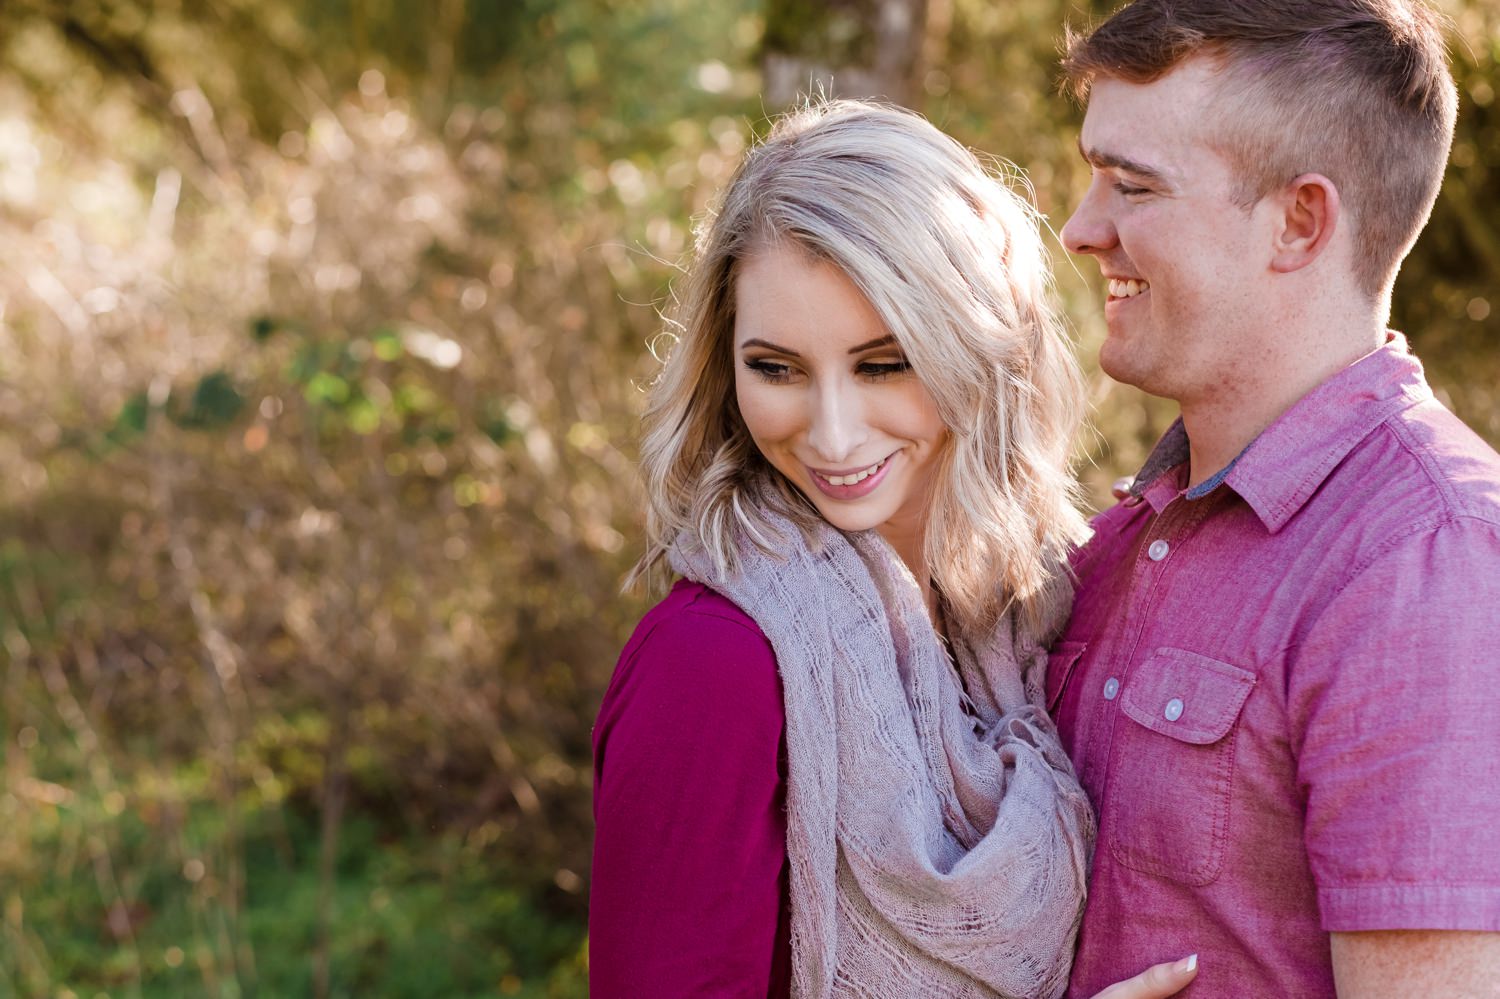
[590,100,1196,998]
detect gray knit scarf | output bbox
[669,511,1094,999]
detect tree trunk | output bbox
[762,0,931,109]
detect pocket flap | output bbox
[1120,648,1255,745]
[1046,641,1087,713]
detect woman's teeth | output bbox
[1108,278,1149,298]
[821,458,887,486]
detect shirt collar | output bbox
[1131,420,1190,514]
[1128,333,1433,532]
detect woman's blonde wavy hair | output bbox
[631,99,1087,637]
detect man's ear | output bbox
[1270,173,1340,273]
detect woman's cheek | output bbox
[735,382,799,447]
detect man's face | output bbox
[1061,57,1280,406]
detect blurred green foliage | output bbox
[0,0,1495,995]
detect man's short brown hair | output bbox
[1062,0,1458,299]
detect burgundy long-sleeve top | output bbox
[590,579,793,997]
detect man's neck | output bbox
[1180,327,1386,489]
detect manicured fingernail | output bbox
[1175,954,1198,974]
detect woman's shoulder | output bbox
[606,579,779,723]
[628,578,766,651]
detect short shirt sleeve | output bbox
[1289,517,1500,931]
[589,585,790,996]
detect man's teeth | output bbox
[1108,278,1149,299]
[823,458,886,486]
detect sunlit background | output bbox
[0,1,1495,995]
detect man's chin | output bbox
[1099,346,1174,401]
[1098,339,1142,387]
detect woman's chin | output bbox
[806,498,891,535]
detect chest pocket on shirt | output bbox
[1105,648,1256,886]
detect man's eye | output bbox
[745,359,793,383]
[1113,181,1151,197]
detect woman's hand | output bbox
[1089,954,1198,998]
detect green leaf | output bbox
[174,371,244,430]
[250,316,279,342]
[305,371,351,406]
[105,390,152,445]
[481,399,516,444]
[347,398,382,434]
[482,415,515,444]
[372,328,405,362]
[288,342,325,384]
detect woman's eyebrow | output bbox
[739,337,799,356]
[738,335,896,356]
[847,335,896,354]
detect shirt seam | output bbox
[1267,417,1500,665]
[1279,511,1500,761]
[1318,510,1455,604]
[677,586,766,637]
[1275,511,1450,680]
[1386,408,1462,514]
[621,587,767,673]
[1322,881,1500,891]
[1387,407,1500,527]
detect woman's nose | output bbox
[806,383,867,463]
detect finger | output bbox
[1091,954,1199,999]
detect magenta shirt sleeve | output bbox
[590,582,790,997]
[1289,518,1500,931]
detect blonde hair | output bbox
[631,100,1087,636]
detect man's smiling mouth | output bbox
[1108,278,1150,299]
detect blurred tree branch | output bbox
[763,0,931,106]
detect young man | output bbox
[1052,2,1500,996]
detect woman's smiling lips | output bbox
[805,453,896,500]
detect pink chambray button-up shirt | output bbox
[1052,335,1500,998]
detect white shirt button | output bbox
[1164,697,1184,721]
[1148,539,1170,561]
[1103,677,1120,701]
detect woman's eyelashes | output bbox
[742,357,912,384]
[744,358,794,383]
[858,359,912,381]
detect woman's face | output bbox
[732,245,949,569]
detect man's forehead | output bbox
[1077,63,1230,180]
[1088,55,1228,108]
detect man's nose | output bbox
[806,383,867,463]
[1061,182,1116,256]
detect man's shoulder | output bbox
[1299,396,1500,587]
[1378,395,1500,526]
